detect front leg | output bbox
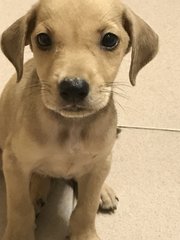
[69,155,111,240]
[2,148,35,240]
[30,173,51,217]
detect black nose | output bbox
[59,78,89,102]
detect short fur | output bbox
[0,0,158,239]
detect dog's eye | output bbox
[36,33,52,50]
[101,33,119,50]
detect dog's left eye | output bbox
[36,33,52,50]
[101,32,119,50]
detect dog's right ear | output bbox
[1,6,37,82]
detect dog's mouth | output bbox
[62,104,87,112]
[60,104,94,118]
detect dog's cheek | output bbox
[33,53,53,80]
[96,51,121,84]
[30,41,52,80]
[87,82,111,111]
[100,60,120,85]
[99,31,130,84]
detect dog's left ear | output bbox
[122,7,159,86]
[1,6,37,82]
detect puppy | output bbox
[0,0,158,239]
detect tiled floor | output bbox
[0,0,180,240]
[97,129,180,240]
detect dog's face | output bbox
[31,0,130,117]
[1,0,158,118]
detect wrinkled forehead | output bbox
[37,0,124,28]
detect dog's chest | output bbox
[36,125,107,179]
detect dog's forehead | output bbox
[37,0,124,24]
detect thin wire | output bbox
[117,125,180,133]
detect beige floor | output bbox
[0,0,180,240]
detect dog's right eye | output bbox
[36,33,52,50]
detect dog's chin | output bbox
[43,95,111,119]
[59,109,94,118]
[44,102,96,118]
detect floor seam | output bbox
[118,125,180,133]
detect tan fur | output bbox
[0,0,158,239]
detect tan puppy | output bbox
[0,0,158,239]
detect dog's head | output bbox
[1,0,158,118]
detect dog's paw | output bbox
[98,183,119,213]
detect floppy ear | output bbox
[122,7,159,86]
[1,7,37,82]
